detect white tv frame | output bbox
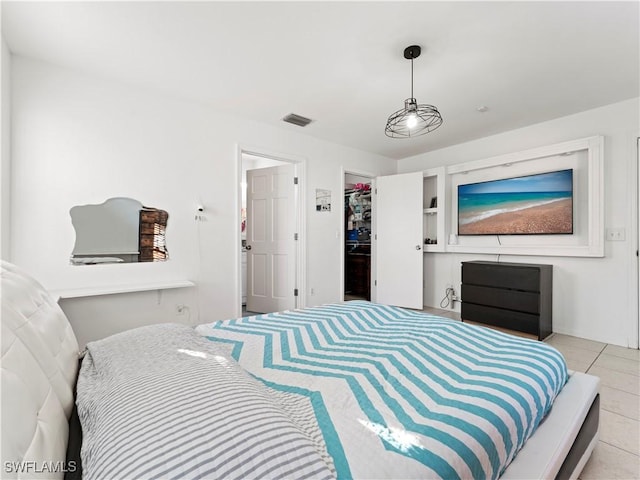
[446,136,604,257]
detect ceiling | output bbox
[2,1,639,160]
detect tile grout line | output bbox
[584,344,608,374]
[600,407,640,423]
[588,352,640,377]
[597,352,640,365]
[598,439,640,458]
[598,382,640,398]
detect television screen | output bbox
[458,169,573,235]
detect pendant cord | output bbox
[410,57,414,99]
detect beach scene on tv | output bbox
[458,169,573,235]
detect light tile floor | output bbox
[422,306,640,479]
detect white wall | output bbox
[1,37,10,260]
[398,98,639,348]
[10,54,637,348]
[10,56,395,346]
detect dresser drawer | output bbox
[462,262,541,292]
[462,303,539,336]
[462,284,540,314]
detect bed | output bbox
[1,260,600,479]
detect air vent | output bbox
[282,113,313,127]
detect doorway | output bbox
[240,151,303,317]
[344,172,374,301]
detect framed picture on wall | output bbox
[316,189,331,212]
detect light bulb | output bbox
[406,114,418,129]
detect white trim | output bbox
[236,145,307,316]
[235,147,243,318]
[632,134,640,349]
[587,136,605,257]
[295,160,307,309]
[447,136,602,174]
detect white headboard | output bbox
[1,261,80,479]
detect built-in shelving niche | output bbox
[422,167,446,252]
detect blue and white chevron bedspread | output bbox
[196,301,568,480]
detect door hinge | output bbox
[294,233,299,241]
[293,177,299,185]
[294,288,299,297]
[374,280,377,286]
[375,234,377,240]
[375,188,377,195]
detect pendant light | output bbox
[385,45,443,138]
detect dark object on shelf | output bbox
[358,228,371,241]
[461,261,552,340]
[429,197,437,208]
[139,208,169,262]
[424,238,437,245]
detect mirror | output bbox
[70,197,169,265]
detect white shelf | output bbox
[423,208,437,215]
[51,280,195,300]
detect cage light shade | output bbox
[385,98,443,138]
[385,45,443,138]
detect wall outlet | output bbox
[605,227,625,241]
[176,304,186,315]
[445,285,456,309]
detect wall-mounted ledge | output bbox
[444,245,604,258]
[51,280,195,300]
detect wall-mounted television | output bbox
[458,169,573,235]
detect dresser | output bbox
[461,261,552,340]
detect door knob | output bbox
[246,245,252,250]
[415,245,422,251]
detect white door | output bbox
[376,171,424,309]
[246,164,296,313]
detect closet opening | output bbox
[344,173,373,301]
